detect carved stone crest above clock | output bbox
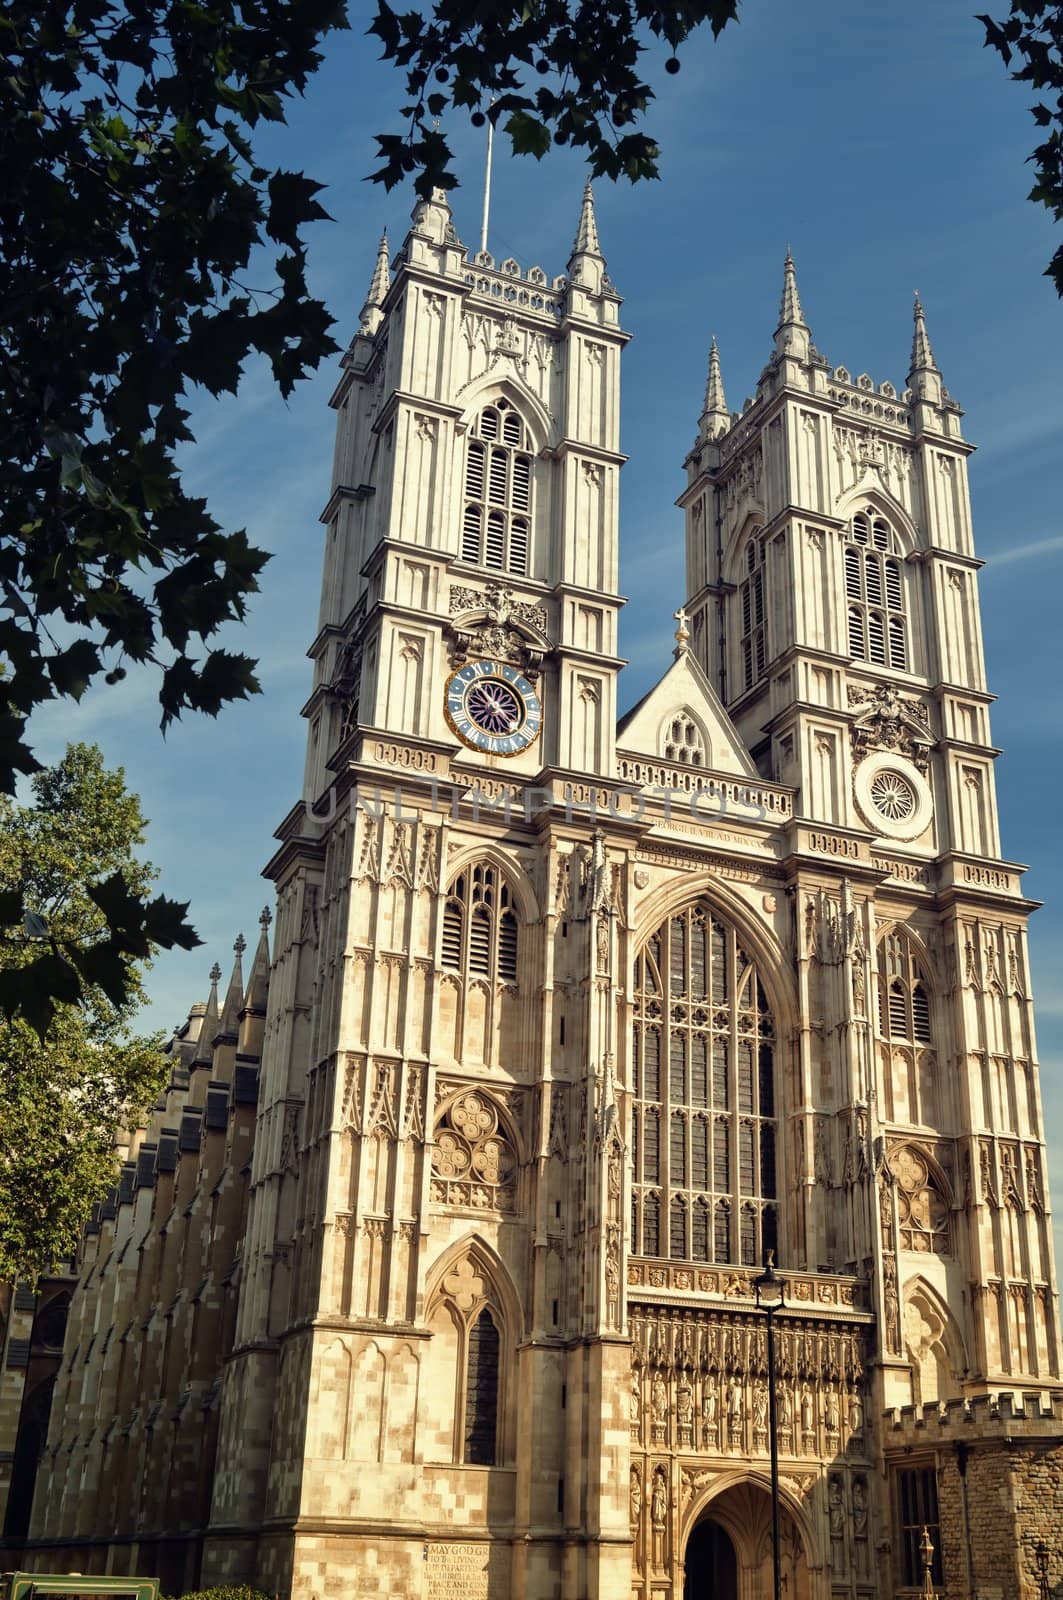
[446,580,551,682]
[847,683,933,772]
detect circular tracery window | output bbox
[869,769,916,822]
[431,1092,517,1211]
[853,751,932,840]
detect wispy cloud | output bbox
[984,535,1063,569]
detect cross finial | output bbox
[673,606,690,655]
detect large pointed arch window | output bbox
[461,402,533,576]
[631,903,778,1267]
[425,1253,508,1467]
[441,863,519,983]
[844,507,908,670]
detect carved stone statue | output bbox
[702,1379,719,1447]
[828,1475,845,1540]
[630,1371,642,1430]
[853,1474,869,1538]
[848,1392,864,1438]
[651,1466,668,1529]
[824,1386,840,1435]
[753,1379,769,1438]
[727,1377,743,1444]
[651,1372,668,1424]
[800,1383,814,1437]
[676,1378,694,1430]
[779,1385,794,1449]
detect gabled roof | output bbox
[616,647,757,778]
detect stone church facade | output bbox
[11,188,1063,1600]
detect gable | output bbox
[616,650,757,778]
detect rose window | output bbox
[431,1093,516,1211]
[869,769,916,822]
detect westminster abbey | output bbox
[2,185,1061,1600]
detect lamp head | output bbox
[753,1250,787,1310]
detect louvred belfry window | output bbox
[461,402,533,576]
[845,507,908,669]
[877,930,933,1045]
[876,926,940,1129]
[739,532,768,691]
[631,904,778,1267]
[441,863,519,983]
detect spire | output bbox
[909,292,938,377]
[907,291,944,410]
[244,906,272,1017]
[217,933,246,1041]
[358,231,390,337]
[778,248,806,329]
[699,336,730,441]
[572,179,602,257]
[774,248,811,360]
[193,963,222,1067]
[567,179,606,293]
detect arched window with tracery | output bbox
[662,713,705,767]
[739,530,767,691]
[424,1251,508,1467]
[461,401,533,576]
[844,507,908,670]
[464,1308,501,1463]
[877,929,938,1125]
[430,1091,518,1211]
[441,863,519,983]
[888,1146,951,1255]
[631,903,778,1267]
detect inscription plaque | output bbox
[425,1541,507,1600]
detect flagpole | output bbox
[479,106,494,255]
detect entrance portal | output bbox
[684,1518,738,1600]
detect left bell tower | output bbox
[204,187,632,1600]
[302,181,628,793]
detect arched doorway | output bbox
[685,1517,738,1600]
[685,1480,814,1600]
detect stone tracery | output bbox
[430,1091,518,1211]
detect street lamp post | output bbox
[754,1252,787,1600]
[920,1526,936,1600]
[1036,1540,1050,1600]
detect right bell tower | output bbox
[681,253,1000,867]
[680,249,1060,1453]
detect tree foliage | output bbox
[0,744,169,1280]
[980,3,1063,296]
[0,0,347,1022]
[367,0,740,193]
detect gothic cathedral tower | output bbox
[204,186,635,1600]
[154,213,1061,1600]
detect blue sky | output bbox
[33,1,1063,1226]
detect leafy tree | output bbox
[368,0,740,193]
[0,0,347,1027]
[980,3,1063,297]
[0,744,169,1280]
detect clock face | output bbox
[444,659,542,757]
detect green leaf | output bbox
[504,109,552,158]
[47,639,101,701]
